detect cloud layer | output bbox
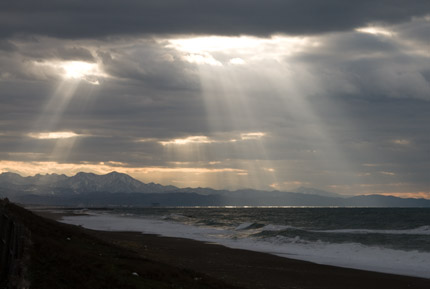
[0,2,429,197]
[2,1,430,38]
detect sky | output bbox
[1,1,430,197]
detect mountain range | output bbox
[1,171,429,207]
[0,171,177,194]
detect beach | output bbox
[32,208,430,289]
[91,230,430,289]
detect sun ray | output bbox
[166,35,360,190]
[24,60,106,164]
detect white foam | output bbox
[235,222,254,230]
[62,214,230,242]
[312,225,430,235]
[61,214,430,279]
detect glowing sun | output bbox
[61,61,97,79]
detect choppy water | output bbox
[61,207,430,278]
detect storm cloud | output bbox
[1,1,430,39]
[0,1,429,197]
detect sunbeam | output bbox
[167,37,281,189]
[257,61,361,192]
[27,60,106,164]
[167,35,359,191]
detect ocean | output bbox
[60,207,430,278]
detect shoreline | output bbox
[32,208,430,289]
[90,230,430,289]
[57,209,430,279]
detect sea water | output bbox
[60,207,430,278]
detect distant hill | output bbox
[293,187,344,198]
[1,172,429,207]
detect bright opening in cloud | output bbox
[160,132,266,146]
[355,26,394,37]
[28,131,82,139]
[241,132,266,140]
[379,171,396,176]
[34,60,105,85]
[160,136,213,146]
[62,61,97,79]
[168,36,265,53]
[183,53,222,66]
[166,35,315,65]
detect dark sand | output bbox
[34,209,430,289]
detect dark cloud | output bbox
[421,70,430,82]
[1,1,430,39]
[395,16,430,46]
[8,37,96,62]
[97,40,198,90]
[0,39,17,51]
[289,30,430,101]
[1,5,430,194]
[54,46,95,61]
